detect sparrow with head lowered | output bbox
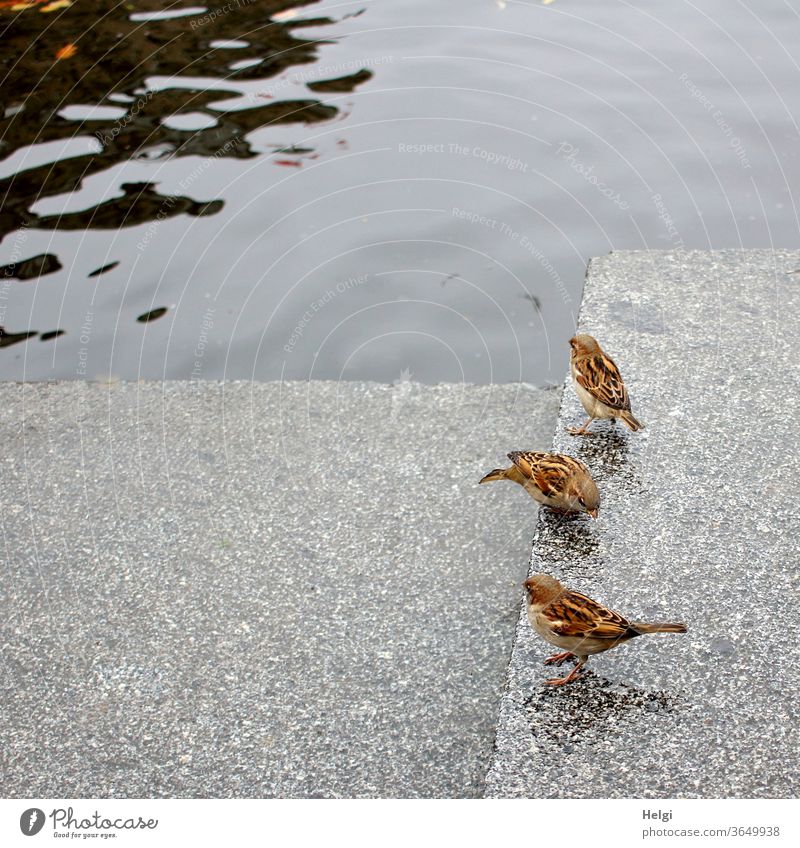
[568,334,643,435]
[524,574,687,685]
[480,451,600,519]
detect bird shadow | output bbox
[537,511,601,561]
[522,670,685,750]
[564,428,647,501]
[568,427,634,476]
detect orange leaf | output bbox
[55,43,77,60]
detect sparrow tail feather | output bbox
[620,410,643,431]
[631,621,687,635]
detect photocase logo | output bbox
[20,808,45,836]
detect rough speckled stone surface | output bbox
[485,249,800,798]
[0,379,558,798]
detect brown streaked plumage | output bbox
[524,574,687,685]
[568,334,643,435]
[479,451,600,519]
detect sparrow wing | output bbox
[544,591,634,641]
[574,352,631,412]
[507,451,578,497]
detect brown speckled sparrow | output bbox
[525,574,687,685]
[480,451,600,519]
[568,334,643,435]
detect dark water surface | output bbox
[1,0,798,384]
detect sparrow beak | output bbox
[587,508,598,521]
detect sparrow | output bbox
[568,334,643,435]
[524,574,687,685]
[479,451,599,519]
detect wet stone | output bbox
[485,249,800,799]
[0,379,559,798]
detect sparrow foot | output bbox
[543,651,575,667]
[545,672,582,686]
[545,660,586,686]
[567,419,594,436]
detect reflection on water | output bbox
[0,252,61,279]
[2,0,356,374]
[0,326,37,348]
[0,0,338,237]
[2,0,800,382]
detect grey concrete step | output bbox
[0,379,559,797]
[485,249,800,798]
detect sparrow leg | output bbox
[545,659,586,686]
[543,651,575,666]
[567,418,594,436]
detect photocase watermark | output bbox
[19,806,158,836]
[190,0,257,29]
[190,306,215,379]
[451,207,571,304]
[20,808,45,836]
[137,135,242,252]
[679,72,751,169]
[651,193,684,248]
[284,274,369,353]
[398,141,528,173]
[555,142,630,210]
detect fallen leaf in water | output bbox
[274,159,301,168]
[2,0,73,8]
[55,43,77,60]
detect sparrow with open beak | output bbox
[568,334,643,435]
[524,574,687,685]
[480,451,600,519]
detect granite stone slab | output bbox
[0,379,559,798]
[485,249,800,798]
